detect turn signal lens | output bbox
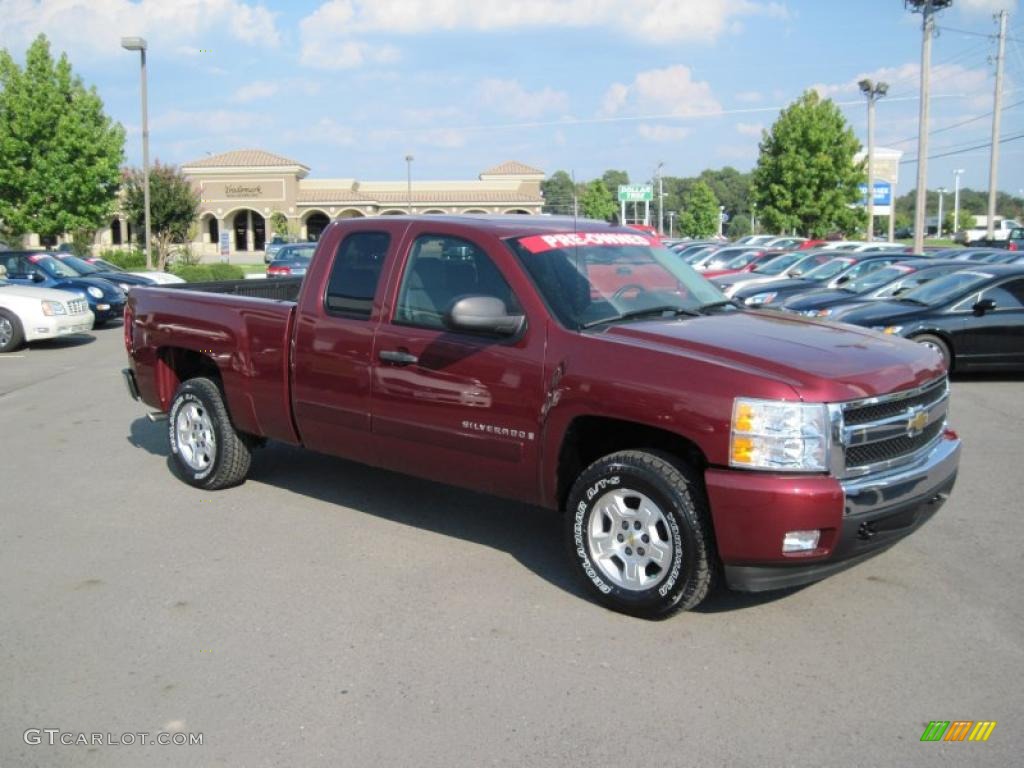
[729,398,828,472]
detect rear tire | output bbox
[168,377,252,490]
[0,310,25,353]
[565,450,714,618]
[912,333,952,371]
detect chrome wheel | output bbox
[174,401,216,472]
[0,317,12,347]
[586,488,675,591]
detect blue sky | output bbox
[2,0,1022,193]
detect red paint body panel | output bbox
[126,215,952,573]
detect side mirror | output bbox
[834,275,850,285]
[972,298,996,315]
[32,272,45,283]
[447,296,524,336]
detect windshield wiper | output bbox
[581,305,700,329]
[695,299,737,313]
[896,296,928,305]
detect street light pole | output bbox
[936,187,948,239]
[859,78,888,242]
[667,211,675,239]
[405,154,414,214]
[121,36,151,268]
[655,161,665,235]
[952,168,964,237]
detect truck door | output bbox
[291,228,395,464]
[370,227,546,503]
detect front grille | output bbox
[846,420,944,467]
[843,378,947,425]
[67,298,88,315]
[839,376,948,475]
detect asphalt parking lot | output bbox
[1,327,1021,768]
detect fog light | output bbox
[97,303,110,310]
[783,530,820,553]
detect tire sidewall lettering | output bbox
[573,475,621,595]
[168,389,216,481]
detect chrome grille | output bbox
[67,298,88,315]
[837,376,949,478]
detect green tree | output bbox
[269,211,288,235]
[0,35,124,242]
[541,170,576,215]
[678,180,720,237]
[122,162,200,270]
[725,213,752,238]
[601,169,630,198]
[944,208,975,235]
[579,179,617,221]
[751,90,864,237]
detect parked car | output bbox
[760,236,806,249]
[0,251,126,325]
[51,253,157,292]
[85,257,186,285]
[781,261,968,318]
[973,226,1022,251]
[695,246,766,273]
[123,215,959,617]
[265,234,300,263]
[732,253,917,307]
[732,234,778,245]
[954,217,1020,245]
[711,250,838,297]
[266,243,316,278]
[837,265,1024,370]
[701,250,787,279]
[0,268,94,352]
[948,248,1014,263]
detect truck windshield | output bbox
[507,232,726,330]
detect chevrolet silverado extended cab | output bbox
[123,216,960,617]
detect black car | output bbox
[0,251,127,324]
[781,260,968,318]
[837,265,1024,371]
[732,253,920,308]
[51,253,156,292]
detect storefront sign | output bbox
[200,179,284,203]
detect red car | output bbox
[123,216,959,617]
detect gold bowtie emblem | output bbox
[907,409,928,434]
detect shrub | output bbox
[97,248,147,269]
[170,264,245,282]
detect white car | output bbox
[0,279,94,352]
[86,258,185,285]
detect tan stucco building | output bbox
[119,149,545,256]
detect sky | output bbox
[1,0,1022,193]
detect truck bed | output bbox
[164,276,303,301]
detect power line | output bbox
[899,131,1024,164]
[937,24,1023,44]
[887,97,1024,146]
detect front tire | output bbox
[0,310,25,353]
[168,377,252,489]
[565,450,714,618]
[912,333,952,371]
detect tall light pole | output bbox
[906,1,952,254]
[952,168,965,236]
[859,78,888,242]
[404,154,414,214]
[751,200,757,235]
[667,211,675,239]
[655,161,665,235]
[936,187,948,239]
[121,36,151,268]
[717,205,725,238]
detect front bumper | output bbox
[93,300,125,323]
[706,433,960,592]
[122,367,140,401]
[24,312,95,342]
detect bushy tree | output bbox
[270,211,288,235]
[0,35,124,241]
[601,170,630,197]
[541,170,575,215]
[751,90,864,237]
[122,162,200,270]
[726,213,752,238]
[579,179,616,221]
[678,181,720,237]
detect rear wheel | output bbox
[168,377,252,489]
[565,450,714,618]
[912,333,952,371]
[0,310,24,353]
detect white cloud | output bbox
[298,0,788,68]
[286,117,355,148]
[637,124,691,142]
[152,109,262,136]
[736,122,763,137]
[956,0,1016,12]
[812,62,996,110]
[1,0,280,56]
[601,65,722,118]
[231,79,321,104]
[478,79,569,119]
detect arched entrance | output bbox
[379,209,407,216]
[335,209,365,219]
[423,209,447,215]
[201,214,219,245]
[232,210,265,252]
[110,218,123,245]
[504,209,531,214]
[305,212,330,241]
[462,209,488,214]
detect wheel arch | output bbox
[906,328,956,369]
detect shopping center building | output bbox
[89,149,545,257]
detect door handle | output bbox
[379,349,419,366]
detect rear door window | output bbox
[324,232,391,318]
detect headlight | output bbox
[118,282,132,292]
[745,291,777,306]
[872,325,903,335]
[87,286,103,299]
[40,300,66,316]
[729,398,828,472]
[802,308,832,317]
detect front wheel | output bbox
[565,450,714,618]
[912,333,952,371]
[168,377,253,489]
[0,310,25,353]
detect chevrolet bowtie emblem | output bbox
[907,408,928,436]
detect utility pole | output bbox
[986,9,1008,239]
[936,187,948,238]
[906,1,951,254]
[656,161,665,235]
[859,79,889,242]
[404,154,414,214]
[751,201,757,234]
[952,168,964,236]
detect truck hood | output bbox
[596,310,944,402]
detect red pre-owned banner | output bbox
[517,232,656,253]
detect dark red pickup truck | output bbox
[123,216,960,617]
